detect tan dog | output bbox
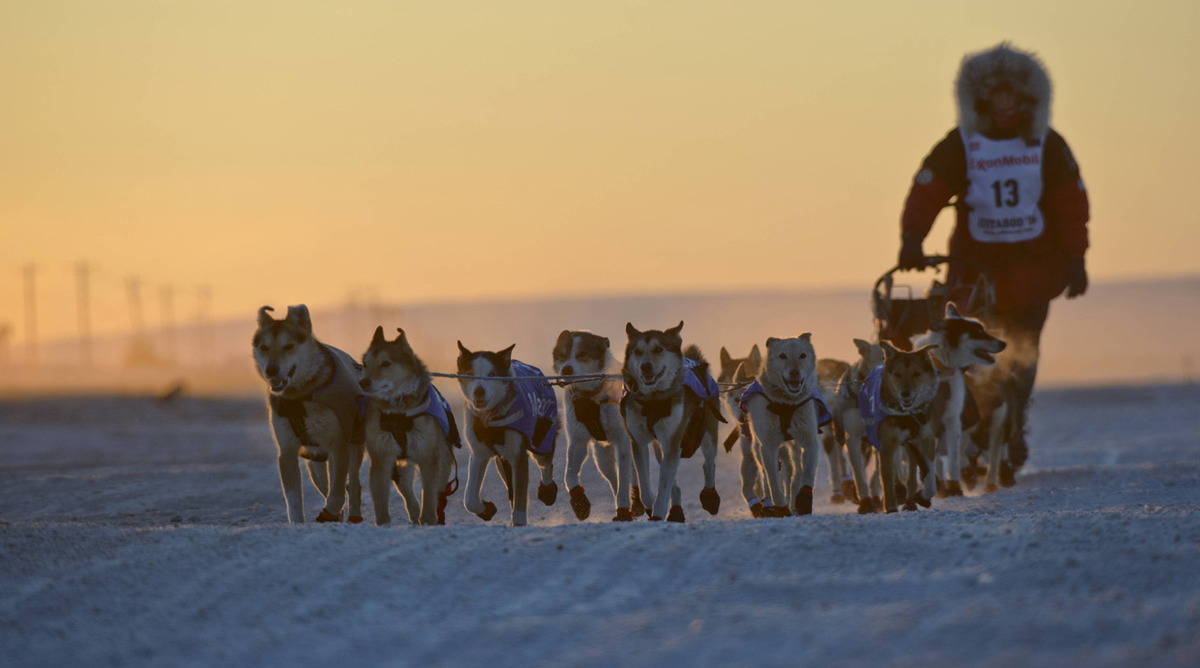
[718,345,766,516]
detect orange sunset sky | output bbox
[2,1,1198,343]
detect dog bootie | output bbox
[902,499,919,511]
[347,516,364,524]
[999,461,1017,488]
[856,499,875,515]
[944,481,964,497]
[935,479,948,499]
[569,486,591,521]
[537,481,558,506]
[477,501,497,521]
[829,492,845,504]
[795,486,813,515]
[894,482,907,502]
[961,466,979,491]
[749,500,765,518]
[913,493,931,508]
[699,487,720,515]
[666,505,686,523]
[765,505,792,518]
[612,508,633,522]
[630,486,647,517]
[984,483,1000,494]
[840,479,860,504]
[315,509,341,523]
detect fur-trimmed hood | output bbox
[956,42,1052,141]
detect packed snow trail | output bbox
[1,384,1198,667]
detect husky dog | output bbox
[967,365,1021,493]
[718,346,766,516]
[359,327,461,526]
[253,305,365,524]
[457,342,559,527]
[858,342,941,514]
[622,322,725,522]
[816,358,853,504]
[553,330,635,522]
[831,339,887,513]
[738,335,832,516]
[913,302,1006,496]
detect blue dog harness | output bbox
[379,384,463,459]
[857,365,931,450]
[621,356,725,458]
[470,360,559,456]
[738,380,832,441]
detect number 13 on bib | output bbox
[961,129,1046,243]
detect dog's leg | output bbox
[321,444,350,520]
[791,407,819,515]
[463,434,496,520]
[779,447,795,504]
[878,426,901,514]
[418,463,440,526]
[920,432,939,503]
[822,429,843,502]
[842,410,872,507]
[593,443,619,505]
[532,450,557,506]
[984,402,1008,493]
[347,441,364,523]
[605,407,633,517]
[496,456,515,506]
[564,423,591,519]
[738,433,764,514]
[627,416,657,515]
[367,443,395,525]
[510,440,531,527]
[306,459,330,500]
[698,422,720,516]
[758,440,787,514]
[278,454,305,524]
[653,438,684,522]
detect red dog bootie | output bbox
[794,486,813,516]
[315,509,341,523]
[476,501,497,521]
[612,508,633,522]
[630,487,647,517]
[569,486,591,521]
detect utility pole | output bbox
[197,285,213,368]
[160,284,176,365]
[22,264,36,367]
[76,262,93,367]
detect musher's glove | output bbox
[897,233,927,271]
[1065,257,1088,298]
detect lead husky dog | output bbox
[831,339,886,513]
[622,322,724,522]
[553,330,635,522]
[739,334,832,516]
[912,302,1006,496]
[719,346,766,516]
[858,342,940,514]
[360,327,460,526]
[253,305,365,524]
[457,342,559,527]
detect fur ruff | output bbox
[956,42,1052,141]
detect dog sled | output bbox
[871,254,996,349]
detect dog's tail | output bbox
[683,344,707,367]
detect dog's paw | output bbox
[870,496,883,513]
[648,515,663,522]
[612,508,634,522]
[983,483,1000,494]
[477,501,497,521]
[840,479,860,504]
[961,466,978,490]
[999,461,1017,488]
[902,500,918,511]
[569,486,591,521]
[764,505,792,518]
[884,505,900,514]
[914,493,932,509]
[315,509,341,523]
[829,493,845,504]
[935,479,948,499]
[699,487,720,515]
[298,446,328,463]
[347,515,363,524]
[894,482,907,501]
[856,499,875,515]
[630,487,647,517]
[749,502,765,518]
[537,481,558,506]
[667,505,686,523]
[944,481,964,497]
[795,486,813,516]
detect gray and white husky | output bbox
[252,305,365,524]
[621,322,724,523]
[360,327,459,526]
[739,334,828,516]
[552,330,635,522]
[830,339,886,514]
[718,346,765,516]
[456,342,559,527]
[913,302,1007,496]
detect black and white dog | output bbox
[457,342,559,527]
[553,330,635,522]
[621,322,725,522]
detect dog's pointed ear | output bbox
[555,330,573,353]
[914,343,940,357]
[499,344,516,366]
[766,337,779,349]
[720,347,732,367]
[853,338,872,357]
[257,306,275,327]
[371,326,386,346]
[880,340,900,360]
[601,336,610,349]
[456,340,471,359]
[798,332,812,341]
[625,322,640,340]
[944,301,962,319]
[395,328,409,346]
[665,321,684,342]
[286,304,312,332]
[733,361,749,382]
[748,344,762,368]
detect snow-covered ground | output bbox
[1,384,1198,667]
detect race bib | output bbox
[961,130,1046,243]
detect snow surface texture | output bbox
[1,384,1198,667]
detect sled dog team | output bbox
[253,302,1011,526]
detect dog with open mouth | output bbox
[553,330,636,522]
[457,342,560,527]
[252,305,366,524]
[621,322,725,523]
[738,334,833,517]
[360,326,461,526]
